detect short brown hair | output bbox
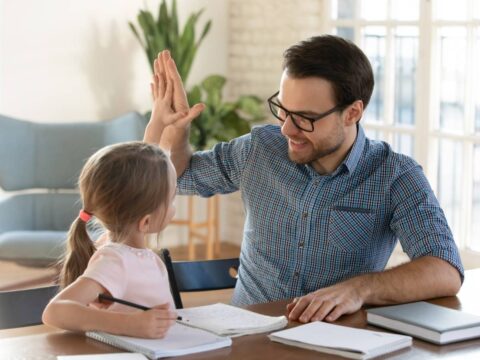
[283,35,374,109]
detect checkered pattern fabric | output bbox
[177,124,464,305]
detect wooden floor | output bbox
[0,242,241,307]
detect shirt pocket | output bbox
[328,206,375,252]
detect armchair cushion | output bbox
[0,231,66,265]
[0,112,147,191]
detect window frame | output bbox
[324,0,480,251]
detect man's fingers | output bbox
[155,55,166,97]
[166,112,187,125]
[166,56,190,113]
[288,296,311,321]
[164,76,174,104]
[286,297,298,314]
[310,299,336,322]
[190,103,205,117]
[325,303,349,322]
[166,55,183,83]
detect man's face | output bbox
[278,72,346,165]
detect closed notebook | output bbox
[57,354,148,360]
[177,303,288,337]
[268,321,412,360]
[367,301,480,344]
[86,323,231,360]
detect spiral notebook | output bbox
[86,323,231,360]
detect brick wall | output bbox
[223,0,328,245]
[228,0,327,99]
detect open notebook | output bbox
[269,321,412,360]
[177,303,288,337]
[86,323,231,359]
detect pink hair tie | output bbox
[79,209,93,223]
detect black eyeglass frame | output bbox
[267,91,347,132]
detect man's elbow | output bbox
[443,262,462,296]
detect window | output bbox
[326,0,480,251]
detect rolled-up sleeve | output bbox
[390,164,464,282]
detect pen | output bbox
[98,293,182,321]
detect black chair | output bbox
[159,249,239,309]
[0,285,58,329]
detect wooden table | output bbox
[1,269,479,359]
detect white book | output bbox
[177,303,288,337]
[58,354,148,360]
[367,301,480,344]
[268,321,412,360]
[86,323,231,360]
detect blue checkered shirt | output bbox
[177,124,464,306]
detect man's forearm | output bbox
[361,256,461,305]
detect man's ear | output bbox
[344,100,364,125]
[138,214,151,233]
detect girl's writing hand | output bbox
[127,303,177,339]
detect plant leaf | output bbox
[158,0,170,47]
[236,95,265,121]
[187,85,202,105]
[196,20,212,48]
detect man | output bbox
[152,35,463,323]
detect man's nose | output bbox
[280,114,300,137]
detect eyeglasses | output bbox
[267,91,345,132]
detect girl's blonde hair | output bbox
[60,141,171,288]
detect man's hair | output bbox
[283,35,374,109]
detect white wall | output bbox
[0,0,228,122]
[0,0,229,249]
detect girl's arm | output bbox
[42,277,177,339]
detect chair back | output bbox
[0,285,58,329]
[159,248,239,309]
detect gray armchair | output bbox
[0,112,147,266]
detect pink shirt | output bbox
[81,242,174,312]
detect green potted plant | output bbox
[129,0,265,150]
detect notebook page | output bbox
[177,303,287,333]
[270,322,410,353]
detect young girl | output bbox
[42,51,204,339]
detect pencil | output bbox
[98,293,182,320]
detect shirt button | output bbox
[299,241,305,248]
[294,271,300,277]
[302,212,308,219]
[314,180,320,186]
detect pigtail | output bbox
[59,217,96,288]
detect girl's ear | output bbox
[138,214,151,233]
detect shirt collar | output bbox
[341,123,366,175]
[303,124,366,177]
[306,123,366,177]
